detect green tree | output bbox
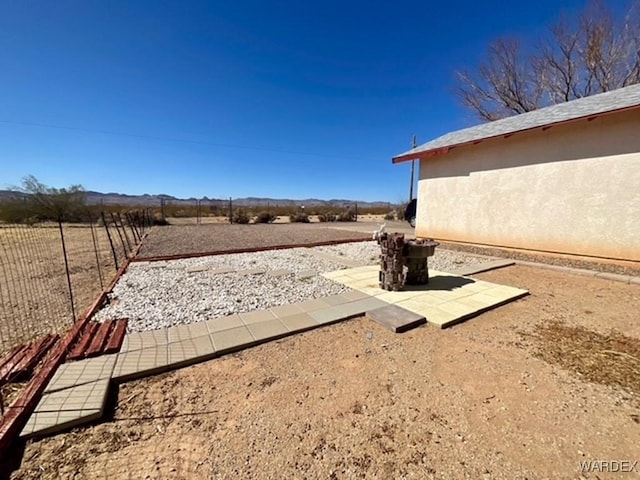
[15,175,86,222]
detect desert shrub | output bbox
[152,216,170,226]
[289,213,310,223]
[337,207,356,222]
[1,176,87,223]
[232,209,250,224]
[254,211,276,223]
[384,211,396,221]
[318,212,337,222]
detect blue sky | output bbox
[0,0,600,202]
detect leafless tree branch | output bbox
[456,0,640,122]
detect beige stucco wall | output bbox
[416,108,640,261]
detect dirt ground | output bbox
[8,264,640,479]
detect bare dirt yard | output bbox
[137,223,373,259]
[8,264,640,479]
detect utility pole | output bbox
[409,135,417,201]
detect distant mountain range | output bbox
[0,190,399,209]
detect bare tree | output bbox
[457,0,640,121]
[457,39,544,121]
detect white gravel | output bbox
[95,241,491,333]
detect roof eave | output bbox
[392,147,451,164]
[391,103,640,165]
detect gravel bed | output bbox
[313,241,493,271]
[436,241,640,277]
[137,223,371,259]
[96,242,493,333]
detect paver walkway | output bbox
[322,265,528,328]
[21,263,527,439]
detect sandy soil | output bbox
[137,223,373,259]
[8,264,640,479]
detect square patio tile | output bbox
[309,306,358,325]
[210,267,236,275]
[46,354,117,393]
[438,301,477,317]
[298,298,331,312]
[335,278,362,288]
[360,287,385,296]
[247,318,289,342]
[422,288,471,301]
[367,305,426,333]
[167,321,209,343]
[37,378,110,412]
[240,309,277,325]
[455,295,497,310]
[270,303,304,318]
[211,326,255,355]
[464,292,502,305]
[112,346,169,382]
[279,312,319,332]
[239,268,266,276]
[408,293,448,307]
[394,298,430,315]
[482,286,526,299]
[297,270,317,279]
[167,335,216,367]
[341,290,372,302]
[267,269,292,278]
[457,281,495,293]
[21,379,110,438]
[376,291,408,304]
[350,297,389,312]
[349,271,378,280]
[321,294,352,306]
[423,306,458,327]
[120,329,168,353]
[21,407,103,439]
[206,314,244,333]
[321,270,343,279]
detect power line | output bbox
[0,119,363,161]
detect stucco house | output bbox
[393,83,640,263]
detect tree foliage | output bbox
[0,175,87,223]
[457,0,640,121]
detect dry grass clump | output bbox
[522,321,640,396]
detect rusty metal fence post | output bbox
[57,218,76,322]
[88,211,105,291]
[110,212,129,260]
[101,211,119,270]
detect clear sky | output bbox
[0,0,598,202]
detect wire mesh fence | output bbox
[0,209,151,353]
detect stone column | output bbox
[377,233,405,291]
